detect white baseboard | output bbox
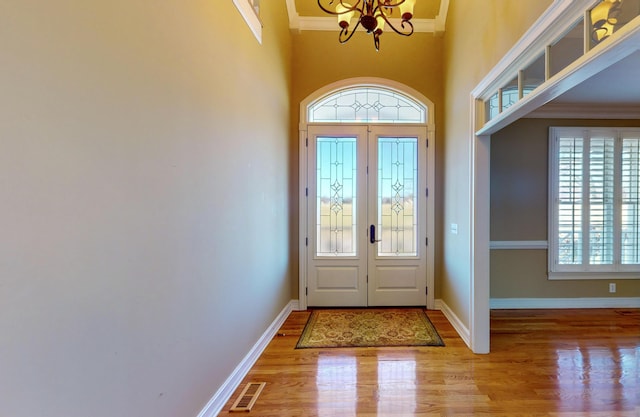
[197,300,297,417]
[490,297,640,309]
[434,299,471,348]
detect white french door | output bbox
[306,124,428,307]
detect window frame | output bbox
[548,126,640,280]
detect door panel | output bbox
[367,126,427,306]
[307,125,368,307]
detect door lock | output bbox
[370,224,381,244]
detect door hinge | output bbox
[366,275,368,283]
[426,139,429,148]
[426,188,428,197]
[305,237,308,246]
[305,187,308,197]
[426,287,428,295]
[306,137,308,147]
[426,237,428,246]
[306,287,308,296]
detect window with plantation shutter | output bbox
[621,137,640,265]
[549,127,640,279]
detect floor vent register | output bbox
[229,382,266,412]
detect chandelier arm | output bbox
[378,11,414,36]
[339,19,362,43]
[317,0,363,16]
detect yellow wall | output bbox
[290,29,445,297]
[0,1,292,416]
[441,0,553,327]
[491,118,640,299]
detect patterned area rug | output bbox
[295,308,444,348]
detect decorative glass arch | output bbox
[308,86,427,124]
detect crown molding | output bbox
[435,0,449,34]
[285,0,300,29]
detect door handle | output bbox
[370,224,381,244]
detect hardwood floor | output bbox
[218,309,640,416]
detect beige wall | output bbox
[442,0,553,327]
[0,1,291,417]
[290,30,444,297]
[491,118,640,298]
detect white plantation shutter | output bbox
[556,136,583,266]
[550,128,640,278]
[588,135,615,266]
[621,136,640,265]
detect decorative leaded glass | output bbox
[485,92,500,122]
[377,137,418,257]
[485,87,536,122]
[309,87,426,124]
[501,77,519,112]
[316,137,357,256]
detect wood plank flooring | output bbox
[218,308,640,416]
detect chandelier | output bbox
[318,0,416,51]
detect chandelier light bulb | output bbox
[399,0,416,20]
[375,14,386,35]
[336,2,355,29]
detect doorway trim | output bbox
[298,77,436,310]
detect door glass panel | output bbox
[377,137,418,257]
[316,137,357,256]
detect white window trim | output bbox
[233,0,262,44]
[548,126,640,280]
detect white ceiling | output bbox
[550,50,640,105]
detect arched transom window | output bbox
[308,86,427,124]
